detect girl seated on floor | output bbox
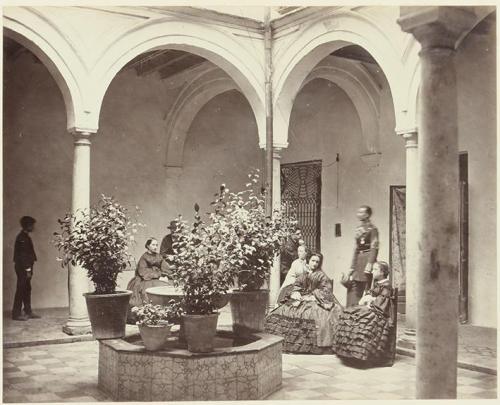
[332,261,396,366]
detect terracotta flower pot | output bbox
[182,313,219,353]
[230,289,269,337]
[138,323,171,351]
[83,290,132,340]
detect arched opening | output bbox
[92,19,265,144]
[95,48,261,292]
[3,36,72,311]
[279,43,403,303]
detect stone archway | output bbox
[3,8,88,132]
[301,55,381,153]
[164,63,240,168]
[273,10,406,147]
[92,18,265,145]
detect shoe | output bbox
[25,313,41,319]
[12,315,28,321]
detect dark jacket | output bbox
[160,234,174,258]
[280,237,299,275]
[14,230,37,271]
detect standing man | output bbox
[12,216,41,320]
[346,205,379,307]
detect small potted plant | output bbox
[53,194,143,339]
[210,172,297,336]
[132,300,182,351]
[167,204,233,353]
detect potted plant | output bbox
[53,194,143,339]
[131,300,182,351]
[209,172,297,336]
[167,205,234,353]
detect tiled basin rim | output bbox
[98,330,283,401]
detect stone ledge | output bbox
[98,331,283,401]
[396,346,497,376]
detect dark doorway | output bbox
[459,152,469,323]
[389,153,469,320]
[281,160,322,252]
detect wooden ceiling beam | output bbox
[134,50,187,76]
[159,54,206,80]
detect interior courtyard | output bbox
[2,4,497,401]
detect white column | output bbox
[63,131,92,335]
[269,147,282,308]
[398,129,418,347]
[398,6,475,399]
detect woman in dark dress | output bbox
[126,238,170,323]
[346,205,379,307]
[333,261,396,366]
[265,252,343,354]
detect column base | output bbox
[63,319,92,336]
[398,328,416,350]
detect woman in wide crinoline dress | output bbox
[332,261,396,366]
[265,252,343,354]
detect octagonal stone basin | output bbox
[98,330,283,401]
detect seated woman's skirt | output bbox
[265,298,341,354]
[126,277,168,324]
[332,304,395,363]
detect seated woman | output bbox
[332,261,396,366]
[265,252,343,354]
[126,237,170,324]
[276,244,309,304]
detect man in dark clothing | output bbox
[12,216,41,320]
[280,228,304,285]
[160,220,177,259]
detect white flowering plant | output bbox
[168,172,297,301]
[167,206,234,315]
[53,194,144,294]
[132,301,183,326]
[210,172,298,291]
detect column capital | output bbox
[397,128,418,149]
[71,131,93,146]
[398,6,476,50]
[259,141,289,150]
[272,147,283,160]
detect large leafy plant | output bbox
[210,172,297,291]
[53,195,143,294]
[168,172,297,303]
[167,207,234,315]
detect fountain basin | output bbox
[98,330,283,401]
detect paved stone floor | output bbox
[2,340,497,402]
[4,307,497,374]
[3,307,498,401]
